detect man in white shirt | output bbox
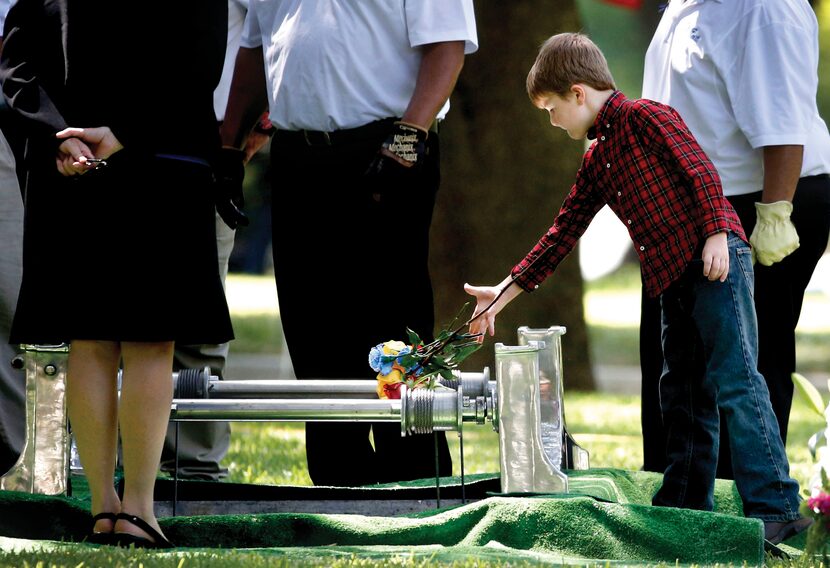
[640,0,830,484]
[220,1,478,485]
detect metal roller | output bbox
[171,384,494,436]
[172,367,492,400]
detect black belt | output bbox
[273,118,439,147]
[273,118,396,147]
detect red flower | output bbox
[383,382,404,400]
[808,493,830,516]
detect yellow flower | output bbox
[382,340,408,356]
[377,369,403,399]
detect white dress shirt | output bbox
[241,0,478,131]
[643,0,830,196]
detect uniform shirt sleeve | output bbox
[511,146,606,292]
[631,102,733,238]
[405,0,478,54]
[240,0,262,49]
[725,2,813,148]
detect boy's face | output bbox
[535,88,594,140]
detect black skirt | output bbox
[10,151,234,345]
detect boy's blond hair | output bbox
[526,32,616,101]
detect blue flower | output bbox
[368,344,398,375]
[368,344,385,373]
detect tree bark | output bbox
[431,2,596,390]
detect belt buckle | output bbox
[303,130,331,146]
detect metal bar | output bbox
[170,398,403,422]
[208,380,378,399]
[173,370,492,400]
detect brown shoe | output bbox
[764,517,814,545]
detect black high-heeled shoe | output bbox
[113,512,174,549]
[87,512,118,545]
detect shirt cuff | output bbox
[747,132,807,149]
[511,262,540,293]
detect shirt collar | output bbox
[587,90,626,141]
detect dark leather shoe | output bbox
[764,517,813,545]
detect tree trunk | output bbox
[431,2,596,390]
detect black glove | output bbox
[382,121,428,164]
[214,146,249,229]
[364,121,428,199]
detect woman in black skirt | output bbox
[0,0,233,547]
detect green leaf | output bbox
[406,328,422,347]
[439,369,455,381]
[453,341,482,358]
[792,372,826,417]
[430,355,449,369]
[434,329,453,342]
[397,353,418,368]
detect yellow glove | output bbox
[750,201,799,266]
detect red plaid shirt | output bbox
[512,91,746,298]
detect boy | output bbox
[464,32,809,544]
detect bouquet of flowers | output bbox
[368,318,482,400]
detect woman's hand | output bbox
[55,136,95,176]
[54,127,124,176]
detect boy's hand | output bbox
[464,283,500,342]
[702,232,729,282]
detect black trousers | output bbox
[640,175,830,475]
[269,121,451,486]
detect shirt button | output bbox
[534,284,539,290]
[627,219,632,224]
[639,246,645,251]
[606,163,611,169]
[600,136,606,141]
[617,191,622,196]
[606,123,611,128]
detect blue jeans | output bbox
[652,233,801,521]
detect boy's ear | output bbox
[571,84,587,103]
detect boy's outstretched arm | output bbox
[464,275,523,341]
[701,231,729,282]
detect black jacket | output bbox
[0,0,227,170]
